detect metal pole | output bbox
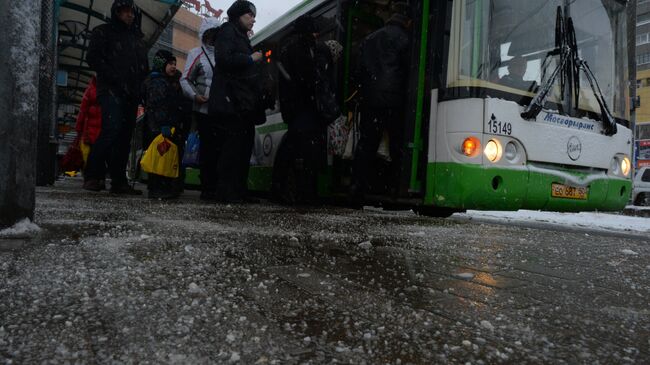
[0,0,41,228]
[36,0,58,186]
[630,1,638,170]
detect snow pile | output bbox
[462,210,650,235]
[621,249,639,256]
[454,272,475,280]
[0,218,41,237]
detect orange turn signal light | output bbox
[462,137,481,157]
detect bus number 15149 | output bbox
[487,119,513,136]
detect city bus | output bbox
[241,0,634,216]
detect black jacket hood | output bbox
[111,0,142,29]
[111,0,134,18]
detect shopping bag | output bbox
[181,131,200,167]
[61,136,84,172]
[80,140,91,166]
[377,129,391,162]
[342,111,358,160]
[327,115,350,157]
[140,134,179,178]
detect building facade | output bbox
[149,7,203,72]
[637,0,650,166]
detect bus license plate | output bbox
[551,183,588,200]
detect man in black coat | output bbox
[84,0,148,194]
[273,15,341,204]
[208,0,266,203]
[352,3,411,201]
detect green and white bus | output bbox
[233,0,634,215]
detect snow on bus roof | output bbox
[251,0,329,45]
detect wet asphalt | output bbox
[1,179,649,364]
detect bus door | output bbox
[339,0,430,202]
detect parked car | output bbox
[632,166,650,206]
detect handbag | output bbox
[342,110,360,160]
[327,115,350,157]
[140,133,179,178]
[182,131,200,167]
[376,129,391,162]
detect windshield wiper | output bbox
[520,6,617,136]
[521,7,569,120]
[574,45,618,136]
[519,48,568,120]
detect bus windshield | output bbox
[447,0,629,120]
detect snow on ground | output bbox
[0,218,41,237]
[460,209,650,235]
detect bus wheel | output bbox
[414,206,459,218]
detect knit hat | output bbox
[387,2,411,27]
[152,50,176,72]
[294,15,318,34]
[112,0,134,10]
[390,2,410,17]
[227,1,257,20]
[324,40,343,62]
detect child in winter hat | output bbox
[152,50,176,73]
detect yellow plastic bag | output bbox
[80,140,91,166]
[140,134,179,178]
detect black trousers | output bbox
[196,112,220,193]
[271,109,325,204]
[288,110,325,201]
[215,117,255,201]
[85,94,137,187]
[352,107,404,195]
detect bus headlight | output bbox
[611,155,631,177]
[462,137,480,157]
[505,142,517,162]
[610,159,620,175]
[484,139,502,162]
[621,156,631,177]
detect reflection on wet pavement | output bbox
[0,180,648,363]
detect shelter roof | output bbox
[57,0,181,103]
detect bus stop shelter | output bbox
[57,0,182,104]
[0,0,182,228]
[49,0,182,185]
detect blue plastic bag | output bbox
[182,131,200,167]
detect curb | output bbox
[621,208,650,217]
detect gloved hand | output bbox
[160,126,172,138]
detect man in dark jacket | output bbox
[273,15,341,204]
[84,0,148,194]
[352,3,411,201]
[208,0,265,203]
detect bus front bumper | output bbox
[426,163,631,212]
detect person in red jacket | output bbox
[75,76,103,184]
[76,76,102,147]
